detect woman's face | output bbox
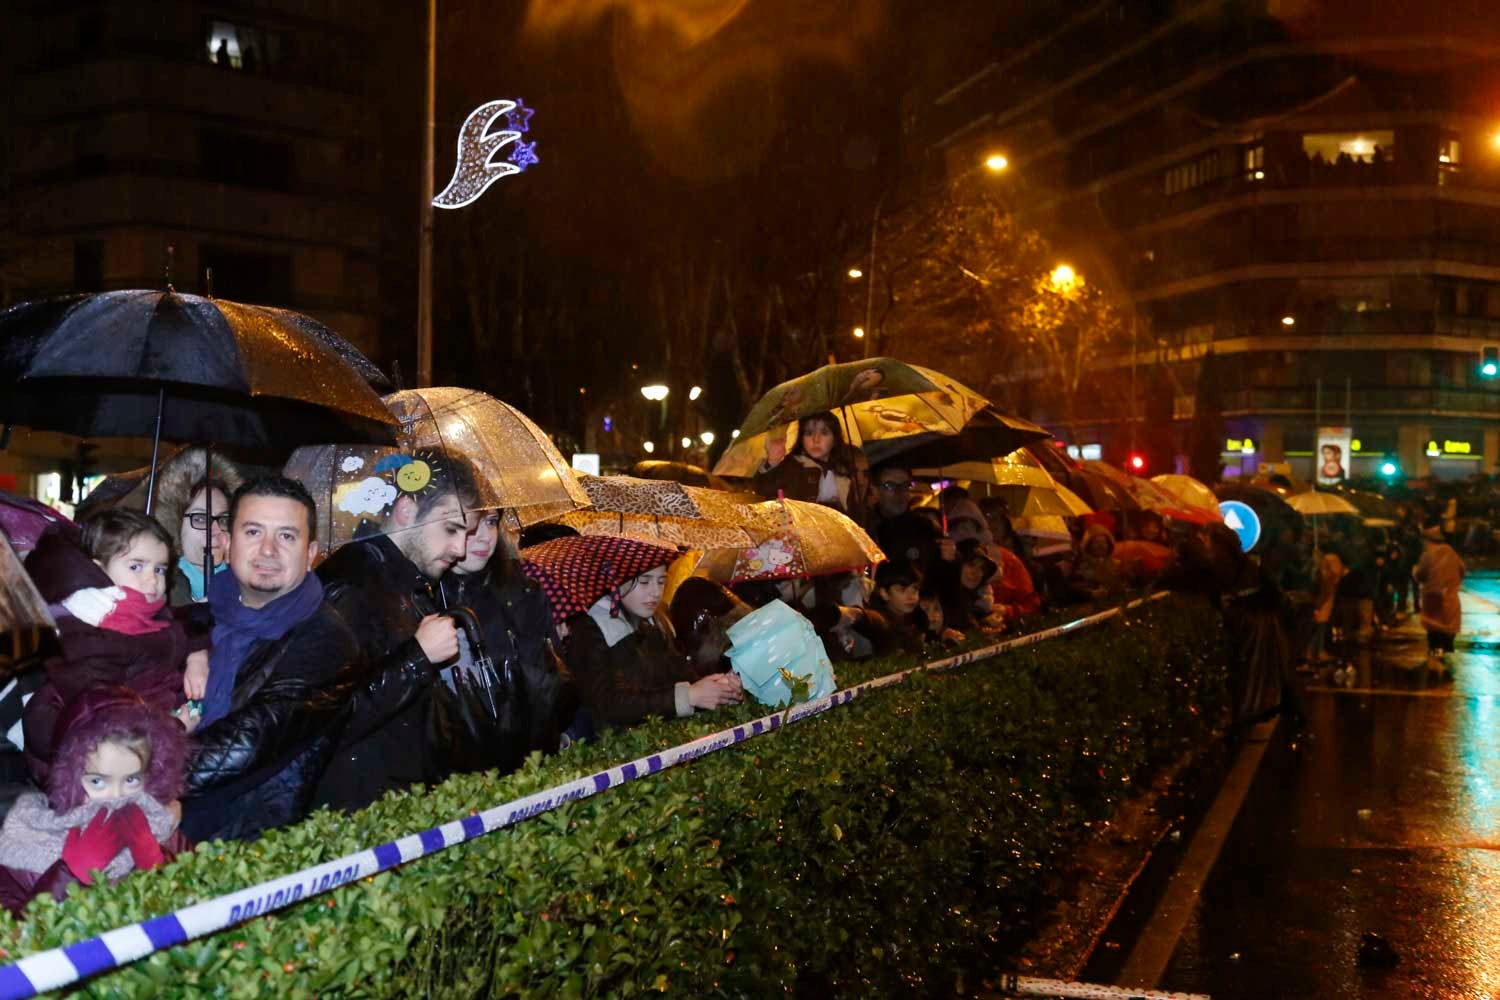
[960,559,989,591]
[619,567,667,618]
[181,487,230,567]
[454,512,501,575]
[801,421,836,461]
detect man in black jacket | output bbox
[182,477,364,841]
[310,454,479,813]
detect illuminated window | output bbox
[204,20,283,73]
[1302,131,1394,165]
[1243,143,1265,181]
[1439,135,1461,186]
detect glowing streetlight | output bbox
[852,326,866,339]
[731,429,741,439]
[1280,315,1296,327]
[985,153,1009,172]
[643,441,655,454]
[688,385,703,401]
[700,430,716,446]
[1049,264,1077,290]
[640,384,669,402]
[847,267,863,279]
[680,437,692,449]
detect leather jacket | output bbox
[311,535,442,813]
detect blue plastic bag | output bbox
[725,599,837,708]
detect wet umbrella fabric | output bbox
[520,535,678,626]
[669,499,884,590]
[865,408,1049,470]
[0,531,55,673]
[630,461,739,492]
[0,290,397,449]
[1287,491,1360,517]
[713,358,990,478]
[915,447,1057,489]
[1151,474,1221,514]
[558,482,768,551]
[384,388,589,526]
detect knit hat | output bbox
[47,686,188,813]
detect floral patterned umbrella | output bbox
[520,535,678,625]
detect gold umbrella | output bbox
[559,482,767,550]
[914,447,1056,488]
[385,387,589,525]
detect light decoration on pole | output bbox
[433,99,537,209]
[700,431,716,446]
[640,384,669,402]
[680,437,693,450]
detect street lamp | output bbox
[731,429,740,439]
[688,385,703,401]
[985,153,1009,172]
[700,430,716,446]
[643,441,655,454]
[852,326,866,339]
[1049,264,1077,290]
[847,268,863,279]
[1281,315,1296,327]
[640,384,669,402]
[680,437,692,449]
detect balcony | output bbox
[1219,385,1500,417]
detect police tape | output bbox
[997,974,1209,999]
[0,593,1170,999]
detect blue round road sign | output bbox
[1218,499,1262,553]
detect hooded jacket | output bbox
[0,687,189,916]
[180,600,364,842]
[311,535,443,813]
[566,596,708,728]
[753,453,866,522]
[21,532,203,787]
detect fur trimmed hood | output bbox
[47,686,188,813]
[122,446,247,552]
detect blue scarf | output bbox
[203,568,325,727]
[178,555,228,602]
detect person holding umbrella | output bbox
[310,451,482,813]
[754,412,867,522]
[527,536,743,730]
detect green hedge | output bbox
[0,594,1226,997]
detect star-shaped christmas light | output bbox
[509,140,539,171]
[504,100,534,133]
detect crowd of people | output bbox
[0,409,1238,917]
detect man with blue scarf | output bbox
[180,477,362,842]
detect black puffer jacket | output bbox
[438,562,567,771]
[311,535,443,813]
[181,603,362,842]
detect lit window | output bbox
[1243,143,1265,181]
[1302,131,1394,165]
[1439,135,1461,186]
[204,20,283,73]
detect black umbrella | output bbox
[863,407,1050,469]
[0,290,399,509]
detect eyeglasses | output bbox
[877,481,913,492]
[186,512,231,531]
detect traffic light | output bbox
[1128,453,1146,473]
[1481,345,1499,378]
[1380,460,1399,478]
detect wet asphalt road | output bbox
[1153,574,1500,999]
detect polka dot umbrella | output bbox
[520,535,678,626]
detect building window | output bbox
[199,244,293,306]
[1243,143,1264,181]
[1164,150,1224,195]
[1302,131,1394,168]
[204,20,283,74]
[198,129,293,190]
[1439,134,1461,186]
[73,240,104,292]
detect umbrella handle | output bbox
[144,389,165,516]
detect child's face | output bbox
[920,596,944,630]
[81,740,145,802]
[880,582,920,616]
[620,567,667,618]
[960,559,989,590]
[97,535,170,601]
[801,422,835,461]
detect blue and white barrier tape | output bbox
[0,594,1168,998]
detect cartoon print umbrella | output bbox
[712,358,991,478]
[520,535,678,625]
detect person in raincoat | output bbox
[754,411,867,522]
[1415,521,1464,674]
[1067,523,1123,603]
[566,564,743,729]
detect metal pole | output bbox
[1129,313,1137,452]
[416,0,437,388]
[862,194,883,360]
[144,389,165,516]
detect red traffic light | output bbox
[1128,454,1146,472]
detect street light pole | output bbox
[862,193,883,360]
[416,0,437,387]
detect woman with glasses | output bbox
[149,448,245,607]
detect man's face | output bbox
[875,470,913,517]
[453,511,500,575]
[392,495,476,580]
[229,495,318,609]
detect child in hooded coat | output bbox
[0,687,190,916]
[23,509,207,787]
